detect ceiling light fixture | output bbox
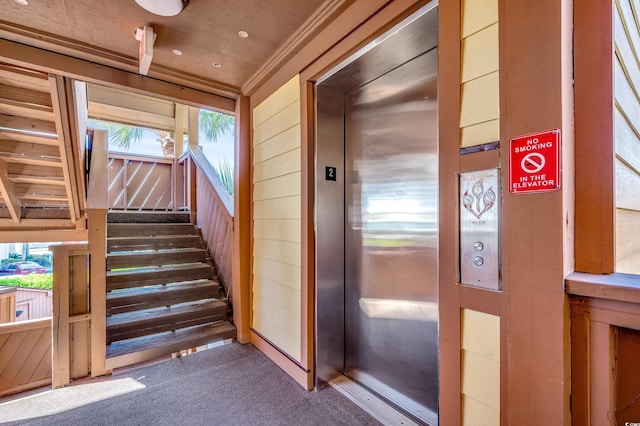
[212,62,222,68]
[14,0,29,5]
[172,49,183,56]
[238,31,249,38]
[135,0,189,16]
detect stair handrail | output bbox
[188,145,234,217]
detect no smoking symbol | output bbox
[521,153,545,174]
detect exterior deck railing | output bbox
[108,152,175,211]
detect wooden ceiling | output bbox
[0,0,337,96]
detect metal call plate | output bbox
[459,169,501,290]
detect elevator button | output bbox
[473,242,484,251]
[473,256,484,267]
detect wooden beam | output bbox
[0,218,75,228]
[88,102,175,131]
[67,80,88,215]
[0,140,61,158]
[0,129,58,146]
[49,75,80,224]
[0,158,21,223]
[0,229,87,242]
[0,38,237,113]
[9,175,65,186]
[188,106,199,147]
[87,83,175,117]
[174,103,186,158]
[0,64,49,89]
[0,154,62,167]
[0,113,56,135]
[0,85,54,121]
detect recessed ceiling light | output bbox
[212,62,222,68]
[14,0,29,5]
[172,49,183,56]
[238,31,249,38]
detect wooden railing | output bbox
[108,153,175,211]
[567,272,640,424]
[186,146,234,297]
[0,317,52,396]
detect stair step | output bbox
[107,247,208,270]
[107,263,216,291]
[107,211,191,224]
[107,223,198,238]
[107,235,205,252]
[106,321,237,366]
[107,300,227,344]
[107,280,220,315]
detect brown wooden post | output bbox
[500,0,573,423]
[88,209,108,377]
[50,244,70,388]
[233,95,251,343]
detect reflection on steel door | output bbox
[344,48,439,423]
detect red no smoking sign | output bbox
[509,129,561,194]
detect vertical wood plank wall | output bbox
[460,0,500,147]
[461,309,500,424]
[14,288,52,321]
[252,75,303,362]
[614,0,640,274]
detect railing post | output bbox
[86,128,109,377]
[50,245,71,388]
[88,209,108,377]
[188,156,197,224]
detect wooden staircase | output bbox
[105,213,236,369]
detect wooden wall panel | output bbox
[0,318,52,396]
[615,0,640,274]
[253,219,301,242]
[460,0,500,147]
[461,308,500,425]
[15,288,52,321]
[462,0,498,38]
[252,75,302,363]
[615,209,640,273]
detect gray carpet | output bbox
[0,343,381,425]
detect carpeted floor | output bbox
[0,343,381,425]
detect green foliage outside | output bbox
[0,274,52,291]
[88,110,234,152]
[1,253,51,267]
[214,158,234,196]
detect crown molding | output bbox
[241,0,355,96]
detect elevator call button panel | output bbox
[459,169,501,291]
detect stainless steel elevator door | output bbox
[344,48,438,423]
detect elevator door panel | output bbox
[344,49,438,421]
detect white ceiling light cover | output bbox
[135,0,188,16]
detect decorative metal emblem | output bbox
[462,179,496,219]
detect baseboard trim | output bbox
[250,330,312,389]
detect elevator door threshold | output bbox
[329,375,428,425]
